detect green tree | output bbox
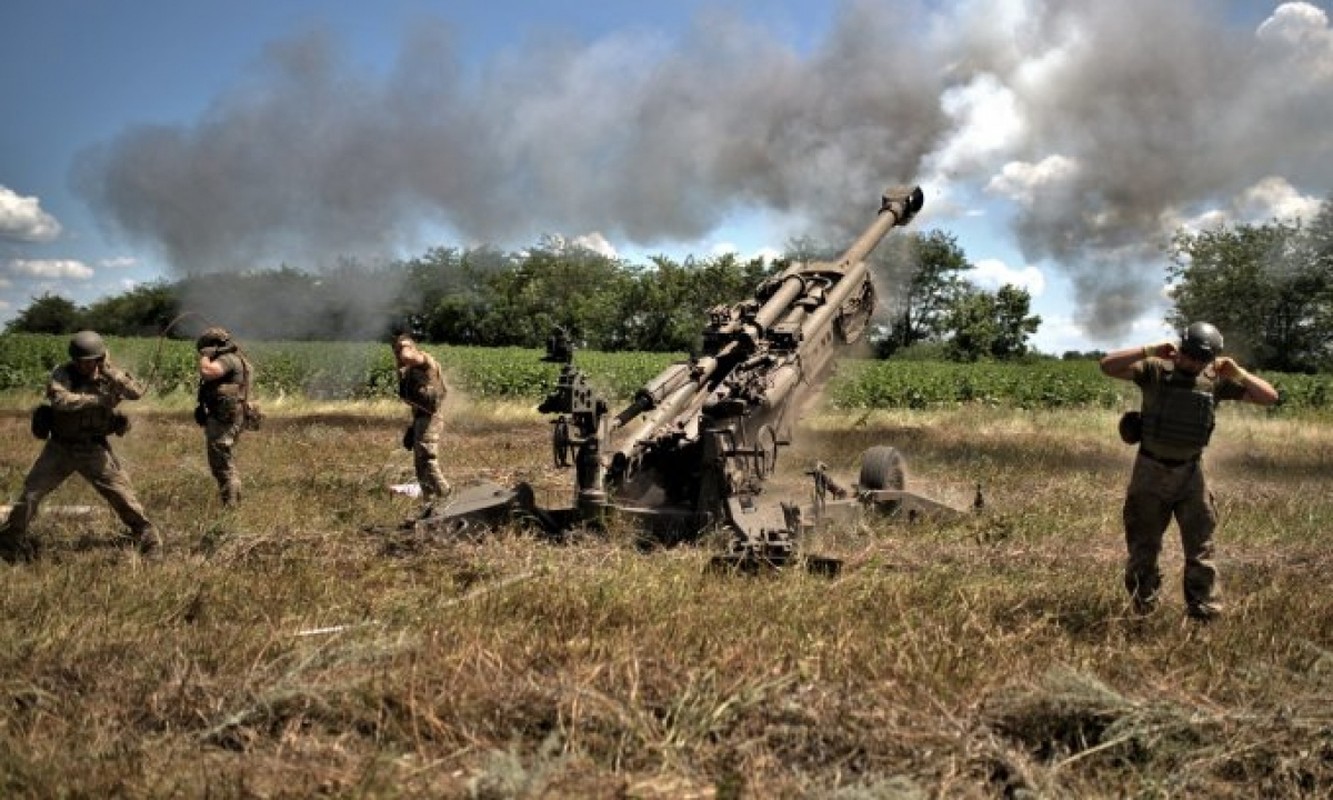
[1167,208,1332,372]
[5,292,84,334]
[82,281,179,336]
[873,230,972,357]
[944,284,1041,362]
[613,253,773,352]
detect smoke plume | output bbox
[72,0,1333,342]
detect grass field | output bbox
[1,393,1331,798]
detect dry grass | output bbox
[1,400,1331,798]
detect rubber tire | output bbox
[859,445,906,491]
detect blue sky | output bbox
[3,0,1331,354]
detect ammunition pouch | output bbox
[30,405,53,440]
[243,401,263,431]
[50,405,115,440]
[202,383,243,424]
[1118,411,1142,445]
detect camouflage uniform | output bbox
[198,349,252,507]
[0,360,159,558]
[1123,358,1245,618]
[398,349,449,502]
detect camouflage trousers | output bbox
[206,415,245,507]
[0,438,155,549]
[1122,452,1220,618]
[410,413,449,502]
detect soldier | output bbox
[392,335,450,509]
[195,326,254,507]
[0,330,161,561]
[1100,322,1278,621]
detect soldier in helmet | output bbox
[0,330,161,561]
[195,326,254,507]
[391,334,450,510]
[1100,322,1278,621]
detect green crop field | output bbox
[5,333,1333,413]
[1,335,1331,797]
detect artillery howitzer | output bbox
[423,186,978,572]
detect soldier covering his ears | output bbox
[1100,322,1278,621]
[0,330,161,561]
[196,326,256,507]
[392,335,450,510]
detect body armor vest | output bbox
[199,352,250,423]
[49,368,116,440]
[398,358,444,415]
[1141,368,1217,451]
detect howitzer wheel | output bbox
[859,445,906,491]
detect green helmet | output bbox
[196,326,232,351]
[1181,322,1223,362]
[68,330,107,361]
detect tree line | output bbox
[11,192,1330,370]
[4,231,1045,362]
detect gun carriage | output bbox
[423,186,977,571]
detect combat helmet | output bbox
[1181,322,1223,363]
[68,330,107,361]
[196,326,232,351]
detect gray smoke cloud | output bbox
[71,0,1333,342]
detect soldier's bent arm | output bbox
[1215,357,1279,407]
[1099,343,1162,381]
[199,354,230,381]
[47,368,102,411]
[106,366,146,400]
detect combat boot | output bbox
[0,527,37,564]
[132,525,163,557]
[1186,602,1222,623]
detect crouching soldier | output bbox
[195,326,255,508]
[0,330,161,561]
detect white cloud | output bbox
[708,241,780,264]
[927,73,1025,178]
[1167,176,1321,234]
[1257,2,1333,78]
[570,231,618,258]
[968,258,1046,296]
[0,186,62,243]
[985,156,1080,207]
[99,256,139,269]
[7,259,95,280]
[1233,176,1322,223]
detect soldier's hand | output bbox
[1147,341,1178,360]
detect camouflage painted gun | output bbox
[422,186,979,573]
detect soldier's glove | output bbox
[401,425,416,451]
[110,411,131,437]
